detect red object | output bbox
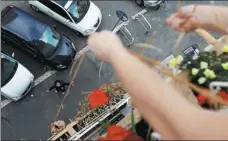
[88,89,109,109]
[8,5,14,8]
[197,94,207,105]
[98,125,142,140]
[219,90,228,101]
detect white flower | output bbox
[198,77,206,84]
[203,69,216,79]
[192,55,199,60]
[222,45,228,53]
[222,62,228,70]
[192,68,199,76]
[200,61,208,69]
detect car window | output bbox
[2,8,46,42]
[38,27,61,57]
[1,54,18,87]
[51,2,73,22]
[39,0,72,22]
[66,0,90,23]
[38,0,53,8]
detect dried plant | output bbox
[54,53,86,121]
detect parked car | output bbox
[1,53,34,101]
[28,0,102,36]
[135,0,164,9]
[1,5,77,70]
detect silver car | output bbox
[135,0,164,9]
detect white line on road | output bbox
[1,70,57,109]
[1,100,11,109]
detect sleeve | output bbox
[48,85,55,91]
[63,83,70,86]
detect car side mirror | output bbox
[12,52,15,57]
[65,19,70,23]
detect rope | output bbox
[54,53,86,121]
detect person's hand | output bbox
[88,30,124,62]
[166,5,218,32]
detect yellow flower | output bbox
[170,58,177,68]
[176,55,184,65]
[222,45,228,53]
[191,68,199,76]
[222,62,228,70]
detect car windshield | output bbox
[66,0,90,23]
[1,54,18,87]
[39,27,61,57]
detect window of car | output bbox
[1,54,18,87]
[38,0,72,22]
[38,27,61,57]
[2,7,46,42]
[66,0,90,23]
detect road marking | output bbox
[1,70,57,109]
[33,70,57,86]
[1,100,11,109]
[1,47,89,109]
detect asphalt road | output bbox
[1,0,228,140]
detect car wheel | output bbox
[74,30,84,37]
[135,0,144,7]
[30,5,40,12]
[152,5,161,10]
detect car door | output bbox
[2,30,31,54]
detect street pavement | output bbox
[1,0,228,140]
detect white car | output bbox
[135,0,164,9]
[1,53,34,101]
[28,0,102,36]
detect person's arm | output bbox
[109,46,228,139]
[166,5,228,34]
[48,85,55,91]
[63,83,69,86]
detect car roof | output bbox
[1,6,46,42]
[54,0,68,7]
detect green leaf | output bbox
[131,109,137,134]
[146,126,152,141]
[100,119,110,133]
